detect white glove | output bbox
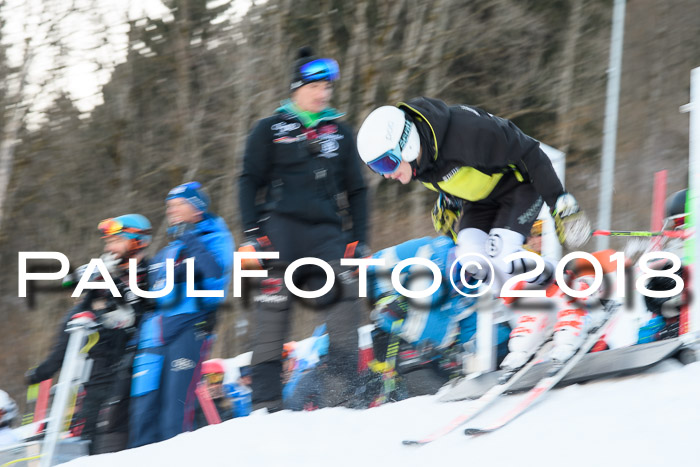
[100,304,135,329]
[100,252,122,276]
[552,193,591,248]
[553,193,580,218]
[63,263,89,286]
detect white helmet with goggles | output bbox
[356,106,421,175]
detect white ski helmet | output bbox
[0,390,18,427]
[356,106,421,174]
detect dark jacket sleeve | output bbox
[519,143,566,208]
[342,125,368,244]
[496,118,565,208]
[31,301,86,383]
[239,119,272,232]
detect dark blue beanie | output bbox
[166,181,209,213]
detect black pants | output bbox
[249,215,361,407]
[76,381,112,454]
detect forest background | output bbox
[0,0,698,408]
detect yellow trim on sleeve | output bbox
[422,167,504,201]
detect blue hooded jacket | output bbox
[140,216,234,348]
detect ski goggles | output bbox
[293,58,340,89]
[366,145,402,175]
[365,119,413,175]
[98,218,147,238]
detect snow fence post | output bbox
[682,67,700,337]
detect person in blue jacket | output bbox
[367,236,511,395]
[128,182,234,447]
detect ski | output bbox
[463,300,622,437]
[401,339,554,446]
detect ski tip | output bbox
[464,428,488,436]
[402,440,422,446]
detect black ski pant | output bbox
[77,380,112,454]
[249,215,361,408]
[459,172,543,237]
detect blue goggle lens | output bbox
[299,58,340,83]
[367,149,402,175]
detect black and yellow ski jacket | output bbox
[400,97,565,207]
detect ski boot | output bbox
[500,310,552,372]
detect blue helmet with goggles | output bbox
[356,106,421,175]
[290,46,340,90]
[98,214,152,250]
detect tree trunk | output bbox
[556,0,584,153]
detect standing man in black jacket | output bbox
[356,98,592,369]
[239,47,368,410]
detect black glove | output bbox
[238,228,274,270]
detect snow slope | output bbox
[66,360,700,467]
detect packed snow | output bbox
[64,358,700,467]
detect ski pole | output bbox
[591,229,689,239]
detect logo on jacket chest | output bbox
[306,125,343,158]
[274,123,344,156]
[272,121,302,144]
[271,121,301,136]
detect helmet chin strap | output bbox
[409,160,419,179]
[408,143,426,180]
